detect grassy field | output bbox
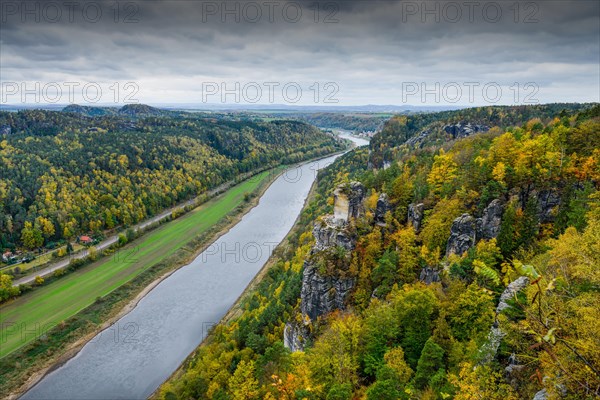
[0,171,271,359]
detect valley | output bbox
[19,134,368,399]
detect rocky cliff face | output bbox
[403,122,490,149]
[478,199,503,239]
[446,214,479,256]
[479,276,529,364]
[285,182,366,351]
[444,122,490,139]
[333,181,366,223]
[536,190,561,223]
[284,321,309,353]
[408,203,425,232]
[446,200,504,256]
[301,257,356,320]
[312,216,355,251]
[375,193,390,225]
[405,129,431,148]
[419,267,441,284]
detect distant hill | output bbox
[62,104,117,117]
[62,104,167,117]
[118,104,164,116]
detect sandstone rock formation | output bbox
[375,193,390,225]
[496,276,529,313]
[446,213,478,257]
[536,190,561,223]
[479,276,529,364]
[405,129,431,148]
[419,267,441,284]
[478,199,503,240]
[285,182,366,351]
[284,321,309,353]
[300,261,356,320]
[312,216,355,252]
[408,203,425,232]
[405,122,490,149]
[444,122,490,139]
[333,181,366,223]
[446,200,504,256]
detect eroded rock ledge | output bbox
[446,199,504,257]
[285,182,366,351]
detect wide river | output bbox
[22,134,368,400]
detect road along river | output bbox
[22,134,368,400]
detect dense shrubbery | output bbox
[286,112,391,133]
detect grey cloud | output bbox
[0,0,598,105]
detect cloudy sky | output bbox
[1,0,599,107]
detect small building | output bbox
[2,251,13,262]
[79,236,93,245]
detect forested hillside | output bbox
[369,103,593,168]
[0,108,343,251]
[161,104,599,400]
[287,113,391,133]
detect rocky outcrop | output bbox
[405,129,431,148]
[285,182,366,351]
[478,199,503,240]
[408,203,425,232]
[419,267,441,284]
[505,353,525,387]
[479,276,529,364]
[536,190,561,223]
[0,125,12,135]
[284,321,309,352]
[312,217,355,251]
[333,182,366,223]
[444,122,490,139]
[375,193,390,225]
[446,214,478,256]
[300,263,356,320]
[532,389,548,400]
[302,184,364,319]
[404,122,489,149]
[497,276,529,313]
[446,200,504,256]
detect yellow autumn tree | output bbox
[450,362,517,400]
[35,216,55,239]
[228,360,259,399]
[307,313,362,397]
[427,149,458,197]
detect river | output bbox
[22,134,368,400]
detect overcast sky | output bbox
[1,0,599,106]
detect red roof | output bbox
[80,236,92,242]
